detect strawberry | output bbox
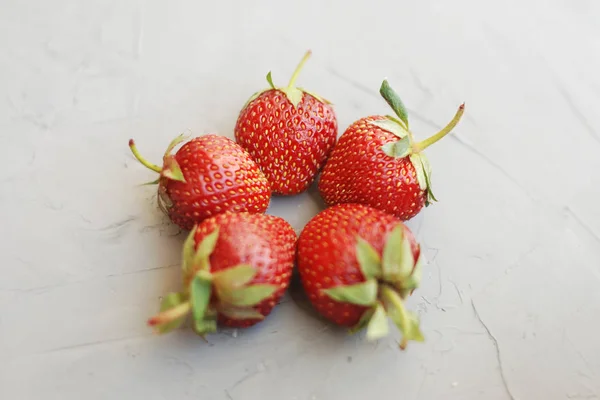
[296,203,424,349]
[318,80,464,220]
[147,212,296,336]
[234,51,338,195]
[128,134,271,230]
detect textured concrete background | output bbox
[1,0,599,399]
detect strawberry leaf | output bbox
[419,153,438,206]
[369,119,409,139]
[162,156,186,182]
[380,80,409,128]
[322,279,378,306]
[382,226,414,282]
[381,226,403,278]
[193,227,220,271]
[219,306,265,320]
[241,90,266,110]
[299,87,332,104]
[182,226,198,274]
[190,273,212,323]
[266,71,275,88]
[140,178,160,186]
[355,236,382,279]
[366,302,389,341]
[381,136,412,158]
[349,306,376,334]
[164,134,187,156]
[401,251,423,292]
[213,264,257,290]
[409,153,428,191]
[224,284,277,307]
[282,87,304,108]
[392,307,424,349]
[397,230,415,279]
[385,115,406,127]
[381,286,424,349]
[194,317,217,336]
[153,293,188,334]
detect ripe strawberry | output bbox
[147,212,296,336]
[297,203,424,349]
[318,80,464,220]
[234,51,338,195]
[128,134,271,230]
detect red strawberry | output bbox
[147,212,296,336]
[128,134,271,230]
[297,203,424,349]
[234,51,338,195]
[318,80,464,220]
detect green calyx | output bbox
[129,134,188,216]
[373,79,465,206]
[242,50,331,110]
[147,226,277,337]
[129,134,187,185]
[321,225,425,349]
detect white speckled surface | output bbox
[2,0,600,399]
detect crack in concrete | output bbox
[565,206,600,246]
[554,81,600,145]
[449,134,536,202]
[325,67,379,99]
[38,333,152,354]
[471,299,516,400]
[449,279,464,305]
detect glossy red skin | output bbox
[192,212,296,328]
[234,90,337,195]
[318,116,426,221]
[159,135,271,231]
[296,203,420,327]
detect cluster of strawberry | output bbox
[130,51,464,349]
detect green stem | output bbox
[129,139,162,173]
[380,284,410,348]
[380,284,422,350]
[287,50,312,90]
[414,103,465,152]
[380,285,406,315]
